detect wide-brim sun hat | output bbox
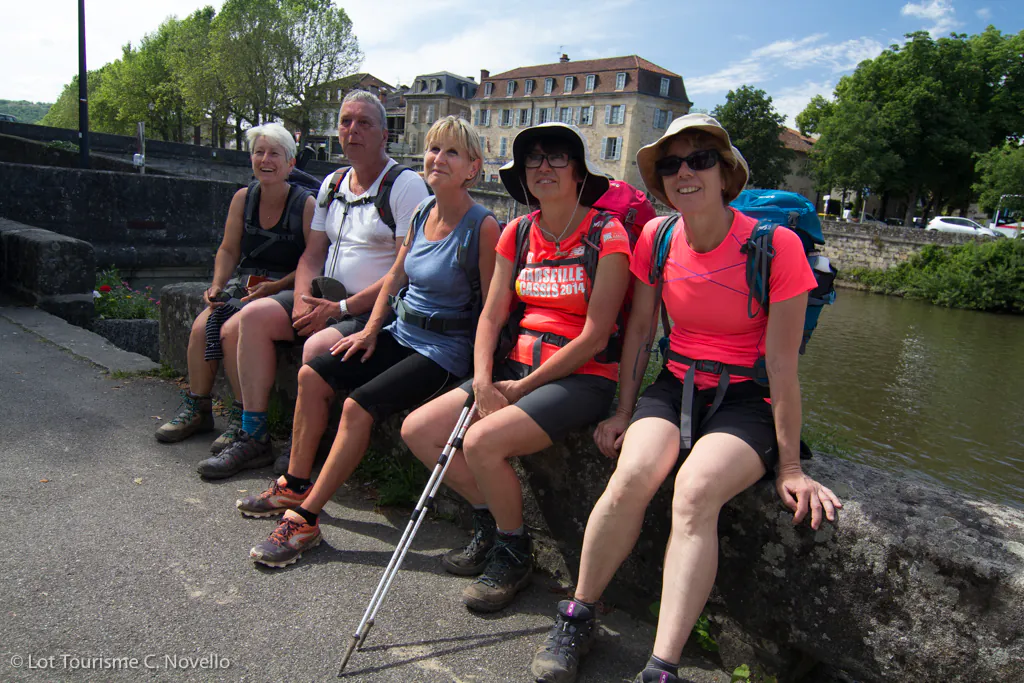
[636,113,749,207]
[499,122,610,207]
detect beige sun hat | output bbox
[636,113,749,207]
[499,122,610,207]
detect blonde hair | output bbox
[245,123,297,162]
[424,116,484,187]
[662,130,745,203]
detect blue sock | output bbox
[241,410,269,440]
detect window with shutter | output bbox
[660,78,670,97]
[426,105,435,122]
[615,72,626,90]
[500,137,508,157]
[411,105,419,124]
[507,81,515,96]
[484,83,494,97]
[544,78,554,95]
[564,76,574,93]
[585,75,595,92]
[560,107,572,123]
[580,106,593,126]
[525,80,534,95]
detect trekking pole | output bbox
[338,394,477,676]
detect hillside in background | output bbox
[0,100,54,123]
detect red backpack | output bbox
[593,180,658,247]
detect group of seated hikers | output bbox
[154,89,842,683]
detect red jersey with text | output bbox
[630,209,816,390]
[496,209,632,380]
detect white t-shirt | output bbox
[311,159,429,295]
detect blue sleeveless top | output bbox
[386,201,491,377]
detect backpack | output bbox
[501,182,655,367]
[389,196,494,335]
[316,164,413,235]
[240,180,312,275]
[645,189,837,449]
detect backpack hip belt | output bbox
[237,266,290,280]
[390,292,474,334]
[664,350,768,450]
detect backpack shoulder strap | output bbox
[374,164,413,235]
[284,184,312,237]
[317,168,349,209]
[405,195,437,248]
[648,214,681,285]
[243,180,261,233]
[580,211,614,303]
[743,220,778,318]
[456,204,494,308]
[511,213,537,290]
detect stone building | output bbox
[470,55,691,187]
[778,127,818,203]
[402,72,479,169]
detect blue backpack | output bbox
[645,189,837,450]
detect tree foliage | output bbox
[711,86,791,189]
[0,100,53,123]
[799,27,1024,224]
[40,0,362,144]
[973,143,1024,213]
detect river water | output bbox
[799,288,1024,507]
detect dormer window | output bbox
[585,74,595,92]
[544,78,554,95]
[525,79,535,95]
[563,76,574,93]
[615,72,627,90]
[660,77,670,97]
[506,80,516,96]
[484,82,494,97]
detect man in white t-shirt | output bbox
[196,91,429,479]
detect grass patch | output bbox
[109,364,182,380]
[353,447,428,507]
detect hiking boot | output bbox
[462,532,532,612]
[196,430,273,479]
[531,600,597,683]
[633,670,682,683]
[155,391,214,443]
[442,509,496,576]
[210,401,243,453]
[250,515,321,568]
[272,435,293,475]
[236,478,309,518]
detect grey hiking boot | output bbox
[633,669,682,683]
[462,532,532,612]
[272,435,292,475]
[210,400,243,453]
[155,391,214,443]
[531,600,597,683]
[196,430,273,479]
[442,509,496,576]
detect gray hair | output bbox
[340,90,387,130]
[245,122,296,162]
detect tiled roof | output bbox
[474,55,689,103]
[780,128,814,154]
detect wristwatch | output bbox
[338,299,349,318]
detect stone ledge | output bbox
[91,318,159,362]
[158,282,1024,682]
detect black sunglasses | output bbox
[654,149,720,176]
[524,152,571,168]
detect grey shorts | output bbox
[268,290,375,339]
[459,360,616,442]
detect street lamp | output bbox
[78,0,89,168]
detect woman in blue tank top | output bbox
[240,116,500,568]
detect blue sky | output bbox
[1,0,1021,126]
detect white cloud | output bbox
[773,80,835,128]
[976,7,992,20]
[901,0,960,37]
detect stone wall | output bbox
[820,220,983,272]
[159,282,1024,683]
[0,161,236,278]
[0,218,95,325]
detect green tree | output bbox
[165,6,233,146]
[711,86,791,189]
[39,65,131,135]
[973,143,1024,213]
[276,0,362,145]
[794,94,834,137]
[0,100,53,123]
[808,99,902,197]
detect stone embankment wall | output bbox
[819,220,981,273]
[160,285,1024,683]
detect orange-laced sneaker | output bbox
[250,516,321,568]
[236,480,309,518]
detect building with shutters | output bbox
[469,55,690,188]
[403,72,479,168]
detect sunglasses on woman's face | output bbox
[524,152,570,168]
[654,149,720,176]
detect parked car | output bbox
[0,113,16,122]
[926,216,1003,238]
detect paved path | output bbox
[0,309,729,683]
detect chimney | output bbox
[559,54,570,63]
[480,69,490,82]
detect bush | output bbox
[843,239,1024,312]
[94,269,160,320]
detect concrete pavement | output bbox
[0,308,729,683]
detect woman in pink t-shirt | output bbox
[530,114,843,683]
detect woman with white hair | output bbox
[155,122,315,453]
[529,114,842,683]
